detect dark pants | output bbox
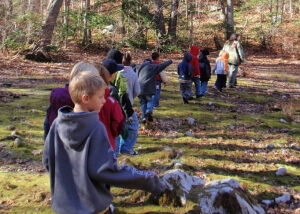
[215,74,227,92]
[180,82,192,103]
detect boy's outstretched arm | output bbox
[87,128,167,195]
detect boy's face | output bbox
[85,87,106,113]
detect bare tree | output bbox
[289,0,293,17]
[153,0,166,35]
[275,0,279,22]
[226,0,234,39]
[189,0,194,46]
[64,0,70,47]
[40,0,64,47]
[82,0,92,46]
[168,0,179,40]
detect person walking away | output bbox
[213,51,229,92]
[135,58,172,123]
[94,62,126,153]
[151,52,168,108]
[178,52,194,104]
[222,33,244,88]
[119,51,141,156]
[199,49,211,97]
[43,71,175,214]
[44,62,99,139]
[189,45,201,98]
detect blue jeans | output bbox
[152,81,161,107]
[191,77,201,96]
[114,136,121,157]
[119,112,139,153]
[138,95,153,119]
[200,81,208,96]
[228,64,238,87]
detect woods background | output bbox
[1,0,300,56]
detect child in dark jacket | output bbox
[152,52,168,108]
[213,51,229,92]
[43,71,172,214]
[44,62,99,139]
[199,49,211,97]
[135,58,173,123]
[178,52,194,104]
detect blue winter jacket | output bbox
[178,52,193,82]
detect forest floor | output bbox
[0,47,299,213]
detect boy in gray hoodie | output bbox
[43,71,168,214]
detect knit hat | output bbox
[102,59,124,75]
[202,49,210,56]
[106,49,123,64]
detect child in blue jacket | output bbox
[178,52,194,104]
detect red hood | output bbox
[190,45,199,56]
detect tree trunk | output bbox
[25,0,63,61]
[82,0,92,46]
[270,0,273,13]
[40,0,64,46]
[2,0,13,50]
[275,0,279,22]
[168,0,179,40]
[289,0,292,17]
[281,0,285,22]
[226,0,234,39]
[27,0,40,44]
[153,0,166,35]
[121,0,126,36]
[64,0,69,47]
[189,1,193,47]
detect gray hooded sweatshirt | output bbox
[43,106,166,214]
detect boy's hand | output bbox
[152,188,182,207]
[163,82,167,87]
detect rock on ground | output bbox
[161,169,205,194]
[198,178,266,214]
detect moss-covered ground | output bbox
[0,52,299,213]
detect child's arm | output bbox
[87,126,167,195]
[111,99,126,137]
[154,60,173,74]
[132,75,141,99]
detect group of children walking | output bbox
[43,36,244,213]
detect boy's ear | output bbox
[81,94,89,104]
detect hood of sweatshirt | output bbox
[56,106,100,150]
[183,52,193,63]
[222,52,230,60]
[190,45,199,56]
[199,54,207,62]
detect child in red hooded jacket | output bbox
[189,45,201,98]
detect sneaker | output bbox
[182,97,189,104]
[146,112,153,122]
[121,150,139,156]
[196,95,203,98]
[229,85,235,88]
[188,97,194,100]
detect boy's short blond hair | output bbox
[70,61,98,80]
[69,71,106,104]
[92,62,110,86]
